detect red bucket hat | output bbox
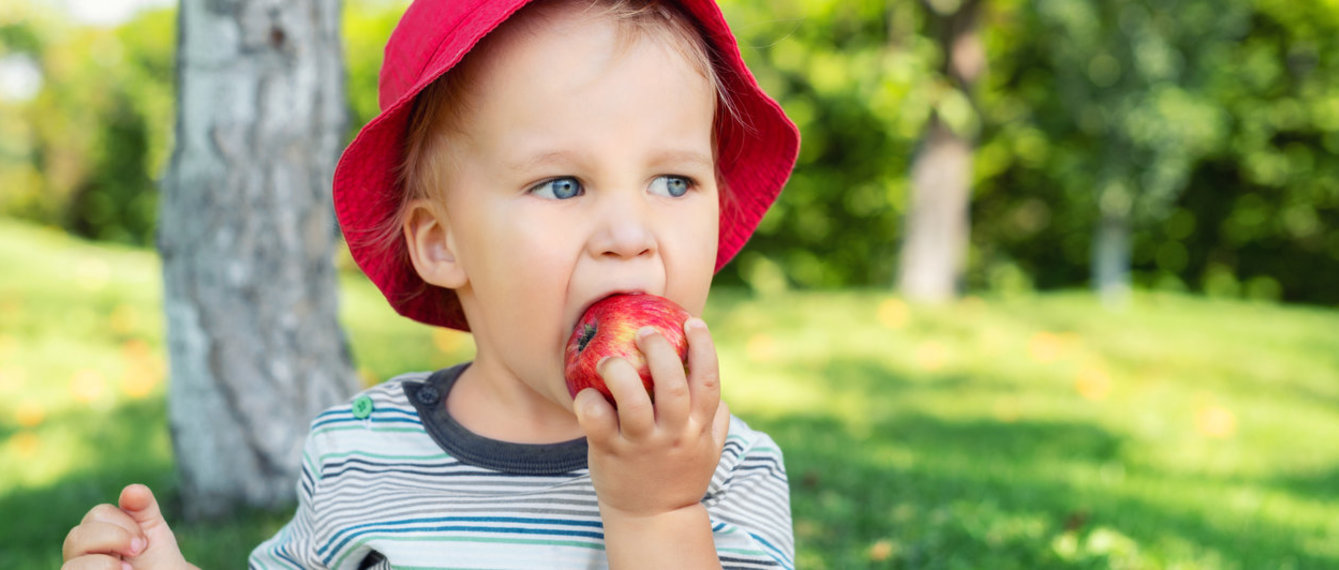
[334,0,799,331]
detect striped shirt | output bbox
[249,364,794,569]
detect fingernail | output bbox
[131,536,146,555]
[684,317,706,332]
[636,326,656,339]
[123,563,133,570]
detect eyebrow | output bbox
[650,149,715,171]
[509,150,580,174]
[507,148,715,174]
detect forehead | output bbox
[449,4,715,138]
[453,1,715,106]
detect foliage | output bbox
[3,218,1337,568]
[970,0,1339,302]
[342,0,410,141]
[0,3,174,245]
[3,0,1339,304]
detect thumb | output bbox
[711,400,731,452]
[118,484,168,531]
[118,484,192,569]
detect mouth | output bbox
[570,289,647,335]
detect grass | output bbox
[1,217,1337,568]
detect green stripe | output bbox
[332,534,605,568]
[718,546,770,557]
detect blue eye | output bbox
[650,175,692,198]
[531,177,583,200]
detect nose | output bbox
[588,191,656,260]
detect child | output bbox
[61,0,799,567]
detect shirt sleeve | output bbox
[248,419,328,569]
[704,416,795,569]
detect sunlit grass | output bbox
[707,289,1339,568]
[2,218,1337,568]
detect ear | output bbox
[403,199,467,289]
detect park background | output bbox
[2,0,1338,567]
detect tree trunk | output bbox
[899,116,973,302]
[1093,213,1132,307]
[158,0,355,520]
[897,0,985,302]
[1093,181,1133,308]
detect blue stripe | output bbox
[321,457,579,479]
[720,555,786,569]
[748,533,793,568]
[322,464,475,480]
[273,547,303,569]
[318,515,606,559]
[311,414,421,429]
[737,457,785,473]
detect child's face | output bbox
[409,7,720,409]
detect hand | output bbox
[62,484,197,570]
[574,317,731,518]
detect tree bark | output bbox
[158,0,355,520]
[897,0,984,302]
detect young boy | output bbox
[61,0,799,568]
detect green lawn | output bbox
[2,218,1337,569]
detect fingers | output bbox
[574,387,617,444]
[683,318,721,425]
[601,357,655,438]
[66,505,145,561]
[61,554,131,570]
[63,522,142,561]
[586,319,721,444]
[639,327,691,428]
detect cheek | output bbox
[491,218,576,316]
[669,201,720,314]
[698,197,721,268]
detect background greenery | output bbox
[3,0,1338,304]
[3,219,1336,567]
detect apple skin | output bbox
[564,293,691,403]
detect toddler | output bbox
[61,0,799,568]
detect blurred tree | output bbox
[158,0,356,520]
[718,0,934,291]
[981,0,1246,306]
[0,5,175,245]
[898,0,986,302]
[1182,0,1339,304]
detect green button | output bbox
[352,395,374,419]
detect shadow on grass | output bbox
[0,398,292,570]
[1274,466,1339,501]
[754,410,1331,569]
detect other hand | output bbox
[62,484,197,570]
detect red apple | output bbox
[564,293,691,403]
